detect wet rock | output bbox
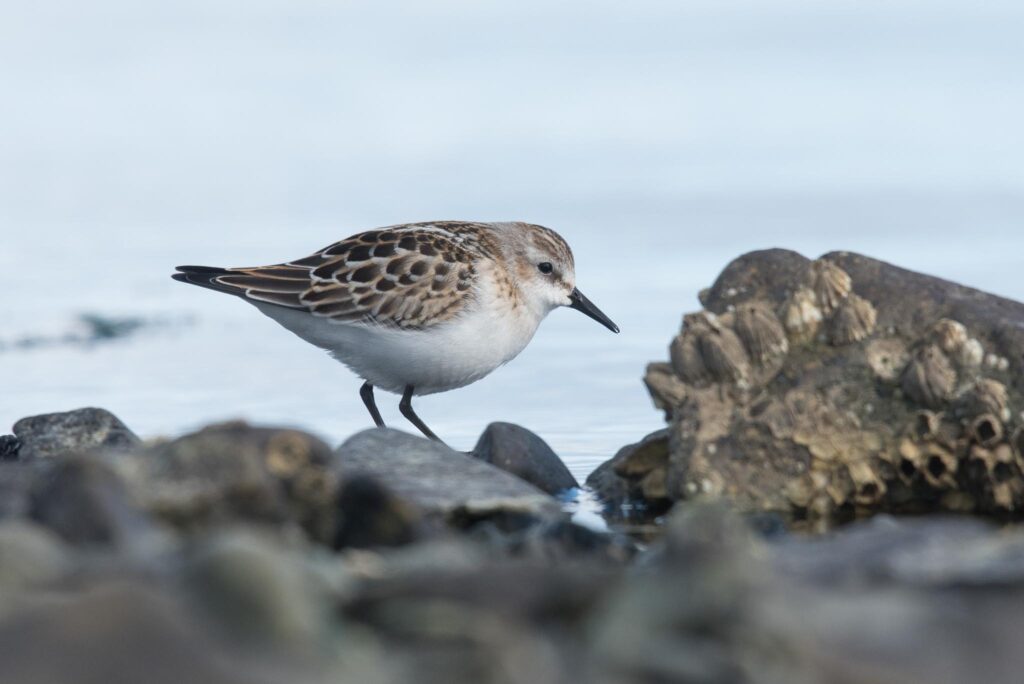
[586,429,673,520]
[121,422,337,543]
[28,456,154,547]
[13,407,139,460]
[333,475,421,550]
[470,422,578,494]
[594,249,1024,523]
[333,429,560,525]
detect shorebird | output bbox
[172,221,618,441]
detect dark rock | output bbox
[333,475,421,550]
[470,422,578,494]
[0,435,20,461]
[123,422,337,543]
[597,250,1024,525]
[333,429,560,524]
[13,407,139,460]
[28,457,153,547]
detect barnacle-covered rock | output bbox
[901,345,956,409]
[827,294,877,346]
[809,259,852,313]
[733,301,789,362]
[697,324,750,384]
[594,248,1024,526]
[780,287,822,344]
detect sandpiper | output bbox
[173,221,618,441]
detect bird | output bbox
[172,221,619,441]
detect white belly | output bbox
[253,299,543,395]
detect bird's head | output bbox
[500,222,619,333]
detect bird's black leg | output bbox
[399,385,442,442]
[360,382,385,428]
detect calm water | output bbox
[4,1,1024,481]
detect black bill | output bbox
[568,288,619,333]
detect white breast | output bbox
[252,269,546,395]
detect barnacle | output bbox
[827,294,877,346]
[847,460,886,506]
[896,439,924,485]
[959,378,1010,422]
[698,328,750,384]
[809,259,852,313]
[920,443,958,489]
[901,344,956,409]
[930,319,968,354]
[669,331,710,385]
[967,445,1022,511]
[780,286,823,344]
[958,338,985,369]
[969,413,1004,448]
[733,301,789,361]
[910,410,941,440]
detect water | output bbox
[3,1,1024,481]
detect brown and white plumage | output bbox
[173,221,617,441]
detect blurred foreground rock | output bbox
[5,406,1024,682]
[592,250,1024,525]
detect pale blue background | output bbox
[3,1,1024,479]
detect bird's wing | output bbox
[182,224,485,330]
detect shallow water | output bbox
[4,2,1024,481]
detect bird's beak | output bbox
[568,288,619,333]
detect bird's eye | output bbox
[538,262,554,275]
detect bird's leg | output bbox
[399,385,442,442]
[360,381,385,427]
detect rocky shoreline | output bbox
[5,250,1024,683]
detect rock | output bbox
[593,249,1024,523]
[0,581,347,684]
[28,456,154,547]
[333,429,560,524]
[769,514,1024,587]
[586,504,765,684]
[119,422,338,544]
[0,435,20,461]
[0,521,71,592]
[181,529,331,651]
[470,422,578,494]
[585,429,673,520]
[333,475,421,550]
[0,461,51,520]
[12,407,139,460]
